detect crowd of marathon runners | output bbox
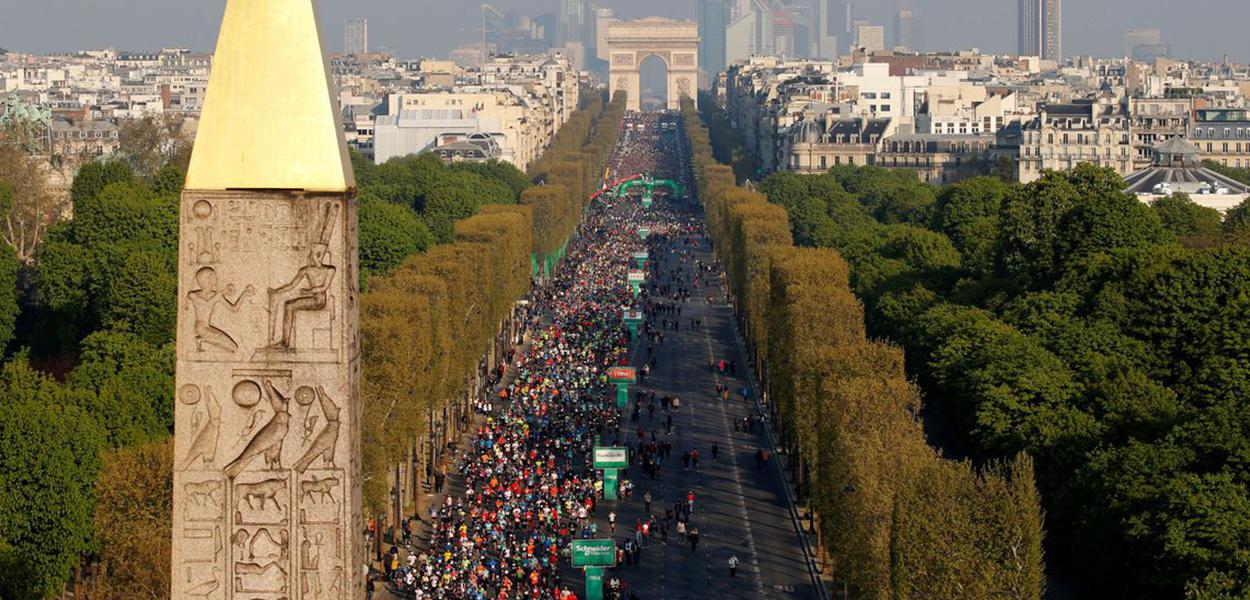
[382,111,740,600]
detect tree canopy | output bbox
[687,98,1046,599]
[748,152,1250,596]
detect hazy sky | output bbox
[1,0,1248,63]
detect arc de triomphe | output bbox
[606,18,699,112]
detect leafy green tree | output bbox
[35,177,178,345]
[1185,570,1250,599]
[1224,198,1250,237]
[422,173,511,243]
[0,357,105,599]
[117,115,192,180]
[422,177,483,243]
[1203,159,1250,185]
[1121,246,1250,378]
[934,176,1013,272]
[1151,194,1223,240]
[0,140,59,262]
[993,155,1018,182]
[451,160,531,200]
[67,331,174,446]
[94,438,172,600]
[359,196,434,281]
[150,164,186,198]
[75,182,177,251]
[830,165,936,224]
[0,242,18,351]
[69,160,136,207]
[101,250,177,346]
[921,304,1095,455]
[880,225,961,272]
[1057,185,1172,264]
[999,165,1169,288]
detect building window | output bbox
[880,105,890,112]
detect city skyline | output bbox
[1,0,1249,63]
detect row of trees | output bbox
[752,148,1250,594]
[683,99,1046,599]
[360,206,532,515]
[524,92,627,275]
[357,91,626,522]
[0,93,617,597]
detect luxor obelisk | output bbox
[172,0,363,598]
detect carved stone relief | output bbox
[603,20,699,111]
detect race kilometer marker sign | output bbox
[571,539,618,568]
[592,446,630,469]
[627,270,646,284]
[623,310,645,324]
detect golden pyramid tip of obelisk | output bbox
[185,0,355,192]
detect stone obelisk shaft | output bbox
[172,1,362,598]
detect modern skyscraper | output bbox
[1124,28,1162,56]
[1018,0,1061,61]
[698,0,731,78]
[344,18,368,55]
[815,0,851,59]
[894,9,924,51]
[595,8,618,63]
[558,0,585,46]
[854,23,885,53]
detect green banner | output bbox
[586,566,605,600]
[572,540,617,567]
[603,468,620,501]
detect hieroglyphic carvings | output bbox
[174,192,361,600]
[174,0,361,596]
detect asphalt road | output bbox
[562,198,819,600]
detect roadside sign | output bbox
[572,539,618,568]
[637,227,650,239]
[623,310,645,323]
[607,366,636,384]
[632,251,649,261]
[593,446,629,469]
[627,270,645,283]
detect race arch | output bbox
[606,17,699,112]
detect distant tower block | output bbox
[345,18,368,55]
[172,0,363,599]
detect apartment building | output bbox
[1018,99,1134,183]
